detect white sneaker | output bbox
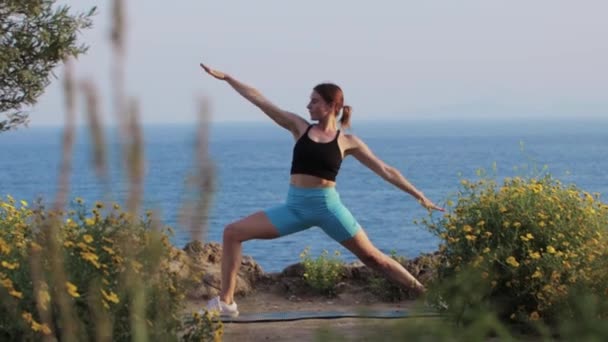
[202,296,239,318]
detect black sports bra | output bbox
[290,125,343,181]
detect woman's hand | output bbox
[200,63,229,80]
[420,197,445,212]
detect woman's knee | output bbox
[223,222,244,242]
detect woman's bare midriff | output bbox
[290,174,336,188]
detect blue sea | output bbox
[1,119,606,272]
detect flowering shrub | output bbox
[425,175,608,325]
[182,311,224,342]
[0,196,222,341]
[300,248,344,296]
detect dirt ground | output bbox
[185,288,425,341]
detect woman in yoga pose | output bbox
[199,63,444,317]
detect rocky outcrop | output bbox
[171,241,443,301]
[263,252,443,299]
[175,241,264,300]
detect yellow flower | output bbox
[532,184,543,193]
[532,269,543,278]
[503,221,511,228]
[101,289,120,304]
[31,321,43,332]
[513,222,521,229]
[477,220,485,227]
[547,246,556,254]
[101,246,115,255]
[84,218,95,226]
[22,311,33,323]
[525,233,534,240]
[538,221,546,228]
[83,234,94,243]
[484,231,492,237]
[529,251,541,260]
[9,289,23,298]
[0,277,13,289]
[21,311,51,334]
[463,225,473,233]
[66,282,80,298]
[0,237,11,254]
[1,261,19,270]
[20,200,28,207]
[483,247,491,253]
[80,252,101,268]
[214,328,224,340]
[506,256,520,268]
[529,311,540,321]
[465,234,477,241]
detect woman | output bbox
[199,63,444,317]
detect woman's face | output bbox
[306,91,333,121]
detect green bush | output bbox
[0,196,222,341]
[424,175,608,327]
[300,248,344,296]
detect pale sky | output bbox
[28,0,608,126]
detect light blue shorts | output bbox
[263,185,362,242]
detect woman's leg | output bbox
[220,211,280,304]
[340,229,426,295]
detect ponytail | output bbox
[340,105,352,129]
[313,83,351,128]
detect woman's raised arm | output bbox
[200,63,308,136]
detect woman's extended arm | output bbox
[199,63,307,135]
[346,135,444,211]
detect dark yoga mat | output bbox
[220,309,439,323]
